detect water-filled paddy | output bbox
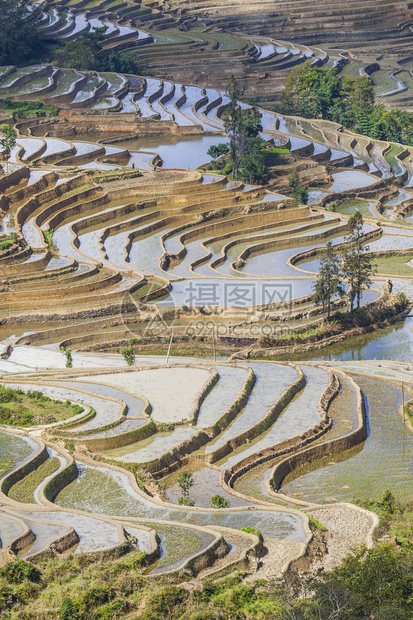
[56,464,306,541]
[117,135,230,169]
[234,376,359,503]
[105,427,197,463]
[145,524,214,574]
[222,365,329,468]
[46,381,125,431]
[165,464,252,507]
[161,277,317,307]
[328,171,377,192]
[0,431,38,476]
[290,316,413,362]
[84,367,212,423]
[282,377,413,503]
[196,365,248,428]
[205,362,299,455]
[21,510,121,553]
[0,512,25,553]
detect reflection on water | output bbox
[117,135,230,170]
[291,317,413,363]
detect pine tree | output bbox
[222,76,263,181]
[0,125,16,174]
[341,211,376,311]
[313,241,343,321]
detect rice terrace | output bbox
[3,0,413,618]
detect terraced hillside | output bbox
[0,350,380,580]
[161,0,413,47]
[1,68,413,350]
[29,0,413,107]
[2,3,413,596]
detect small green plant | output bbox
[207,142,230,161]
[210,494,229,509]
[288,171,299,189]
[288,171,308,204]
[60,596,80,620]
[396,292,409,312]
[308,516,328,532]
[60,347,73,368]
[43,229,55,249]
[240,526,263,541]
[121,338,136,366]
[177,471,194,505]
[0,238,14,250]
[380,489,396,514]
[177,496,195,506]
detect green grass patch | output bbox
[8,457,60,503]
[0,239,14,250]
[240,526,263,541]
[0,431,33,476]
[404,399,413,423]
[375,254,413,276]
[0,98,59,117]
[0,385,83,427]
[333,199,374,218]
[384,144,404,175]
[308,516,327,532]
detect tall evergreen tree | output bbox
[313,241,343,321]
[0,124,17,174]
[342,211,376,311]
[222,76,263,180]
[223,75,242,177]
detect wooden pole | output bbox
[402,380,405,422]
[212,326,216,363]
[166,329,174,363]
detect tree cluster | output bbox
[55,30,139,74]
[2,540,413,618]
[208,76,267,183]
[280,63,413,145]
[288,171,309,204]
[314,212,376,320]
[0,0,44,65]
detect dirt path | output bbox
[247,539,305,581]
[308,503,378,571]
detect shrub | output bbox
[43,229,55,249]
[240,526,263,542]
[178,496,195,506]
[60,347,73,368]
[177,471,194,498]
[210,495,229,509]
[308,516,327,532]
[142,587,187,619]
[380,489,396,514]
[0,239,13,250]
[395,292,409,312]
[121,339,136,366]
[60,597,81,620]
[0,559,41,584]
